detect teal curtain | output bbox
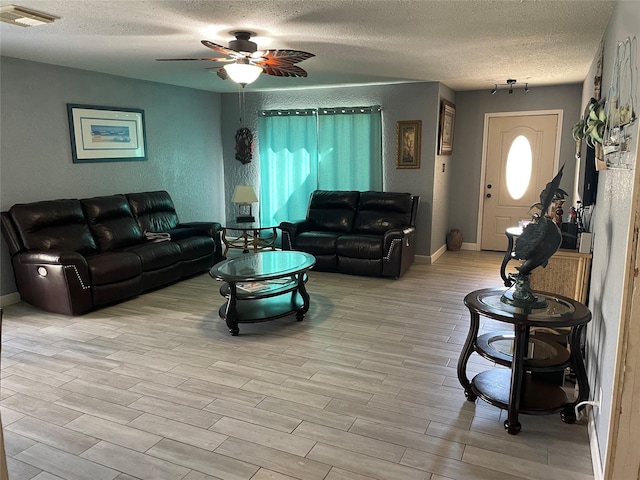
[317,107,382,191]
[258,110,318,225]
[259,106,382,225]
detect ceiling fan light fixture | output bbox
[223,62,263,85]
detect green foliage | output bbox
[572,98,606,146]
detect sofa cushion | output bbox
[9,199,98,254]
[307,190,359,233]
[81,195,144,251]
[174,235,215,261]
[338,257,383,277]
[353,191,413,235]
[124,241,181,271]
[126,191,179,232]
[295,231,340,255]
[86,251,142,286]
[336,234,383,259]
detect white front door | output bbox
[480,112,562,251]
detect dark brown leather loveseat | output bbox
[279,190,419,278]
[1,191,224,315]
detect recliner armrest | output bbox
[177,221,224,261]
[12,250,93,315]
[382,226,416,278]
[16,250,88,266]
[383,226,415,247]
[279,220,316,250]
[177,222,222,238]
[279,219,315,237]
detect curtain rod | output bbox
[260,105,382,117]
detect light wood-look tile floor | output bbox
[1,251,594,480]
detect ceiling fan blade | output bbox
[261,63,308,78]
[258,49,315,65]
[156,57,233,62]
[201,40,240,58]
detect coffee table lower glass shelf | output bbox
[209,251,316,335]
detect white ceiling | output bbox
[0,0,616,93]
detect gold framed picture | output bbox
[396,120,421,169]
[438,99,456,155]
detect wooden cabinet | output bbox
[529,249,592,303]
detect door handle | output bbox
[486,193,492,198]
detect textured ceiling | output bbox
[0,0,615,93]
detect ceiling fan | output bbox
[156,31,315,85]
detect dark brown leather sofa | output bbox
[1,191,224,315]
[279,190,419,278]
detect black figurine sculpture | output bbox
[500,165,565,308]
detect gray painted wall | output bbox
[219,82,442,257]
[0,57,225,296]
[583,1,639,468]
[449,84,582,244]
[433,84,456,254]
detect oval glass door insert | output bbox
[506,135,532,200]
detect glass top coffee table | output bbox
[209,251,316,335]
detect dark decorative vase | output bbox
[447,229,463,251]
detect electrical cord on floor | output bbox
[574,400,600,422]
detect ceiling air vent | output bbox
[0,5,58,27]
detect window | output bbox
[506,135,532,200]
[259,106,382,225]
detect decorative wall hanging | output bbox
[438,99,456,155]
[235,127,253,164]
[396,120,421,169]
[234,84,254,164]
[67,104,147,163]
[603,36,637,170]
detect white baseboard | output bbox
[589,412,604,480]
[430,244,447,263]
[417,242,480,265]
[0,292,21,308]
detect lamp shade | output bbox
[224,62,263,85]
[232,185,258,204]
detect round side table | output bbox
[457,287,591,434]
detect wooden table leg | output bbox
[457,311,480,401]
[225,282,240,336]
[505,324,527,434]
[562,323,590,423]
[296,273,310,321]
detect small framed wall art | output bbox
[396,120,422,169]
[438,99,456,155]
[67,104,147,163]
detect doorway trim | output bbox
[476,109,564,251]
[602,140,640,480]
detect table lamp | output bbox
[232,185,258,223]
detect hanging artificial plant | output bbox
[572,97,607,146]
